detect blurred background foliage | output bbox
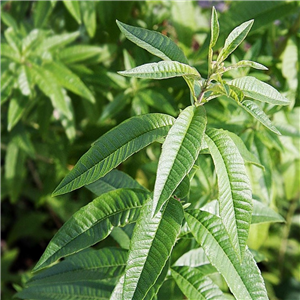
[1,1,299,299]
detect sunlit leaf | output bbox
[119,61,201,80]
[28,248,127,286]
[230,76,289,105]
[153,105,206,215]
[205,128,252,260]
[171,266,224,299]
[53,113,174,196]
[217,20,254,62]
[63,0,81,24]
[210,7,219,49]
[34,189,149,272]
[251,200,285,224]
[116,20,188,64]
[122,198,183,300]
[185,209,268,300]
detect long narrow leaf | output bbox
[185,209,268,300]
[217,20,254,62]
[210,6,219,49]
[153,105,207,215]
[15,281,113,300]
[116,20,188,64]
[252,200,285,224]
[119,61,201,80]
[230,76,289,105]
[28,248,127,286]
[241,100,281,135]
[86,169,147,197]
[44,62,95,103]
[34,189,149,272]
[205,128,252,260]
[171,266,224,300]
[53,113,174,196]
[123,198,184,300]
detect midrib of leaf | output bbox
[171,269,206,300]
[53,116,174,196]
[185,211,267,300]
[205,129,252,261]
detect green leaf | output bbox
[240,100,281,135]
[4,27,21,55]
[15,281,114,300]
[251,200,285,224]
[136,89,177,117]
[173,174,190,199]
[185,210,268,300]
[34,1,53,28]
[38,32,80,52]
[58,45,113,64]
[81,1,96,38]
[1,11,18,31]
[98,93,129,123]
[63,0,81,24]
[205,128,252,260]
[44,61,95,103]
[171,266,224,300]
[153,105,207,215]
[86,169,148,197]
[7,96,27,132]
[174,247,210,267]
[122,198,184,300]
[229,76,289,105]
[116,20,188,64]
[34,189,149,272]
[31,64,72,119]
[217,20,254,62]
[225,131,264,169]
[28,248,127,286]
[1,43,20,62]
[210,6,219,49]
[119,61,201,80]
[17,65,31,96]
[53,113,174,196]
[225,60,268,72]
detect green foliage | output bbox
[2,2,299,300]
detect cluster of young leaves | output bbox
[15,6,295,300]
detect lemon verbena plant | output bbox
[16,8,288,300]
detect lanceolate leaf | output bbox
[210,6,219,49]
[116,20,188,64]
[240,100,281,135]
[171,266,224,300]
[217,20,253,63]
[153,105,207,215]
[30,64,72,119]
[122,198,184,300]
[118,61,201,80]
[15,281,114,300]
[229,76,289,105]
[28,248,127,286]
[63,0,81,24]
[225,60,268,72]
[86,169,147,197]
[53,113,174,196]
[34,189,149,272]
[251,200,285,224]
[7,96,27,131]
[185,210,268,300]
[44,62,95,103]
[205,128,252,260]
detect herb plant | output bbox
[15,7,290,300]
